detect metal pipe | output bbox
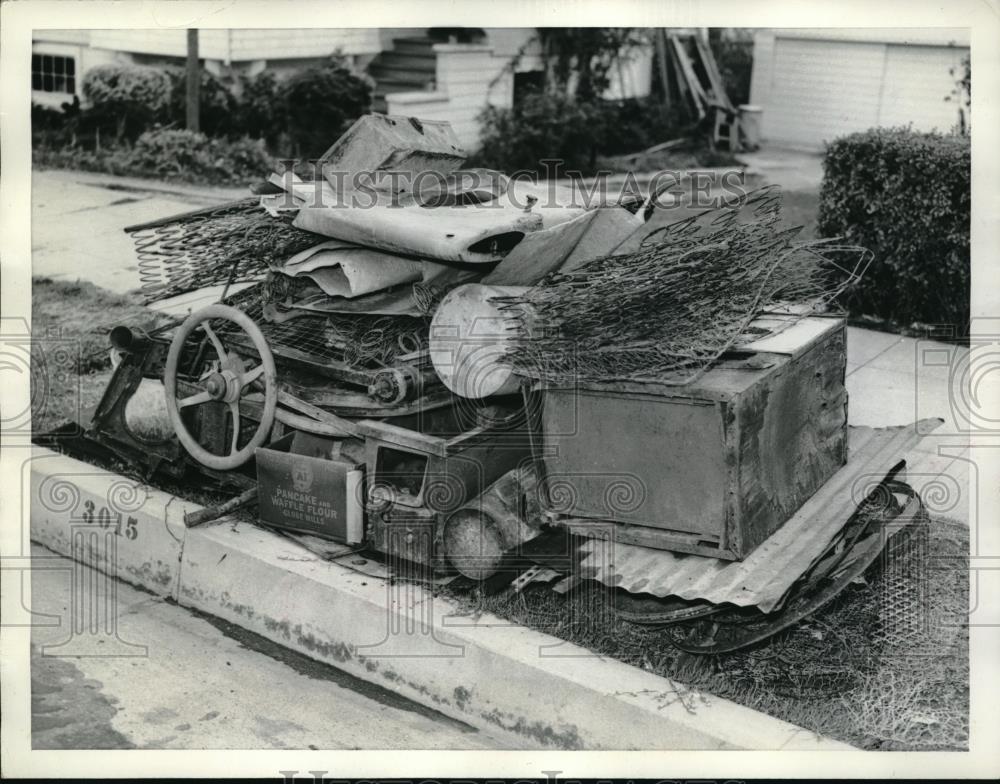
[109,325,150,352]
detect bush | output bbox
[82,63,171,140]
[33,129,273,185]
[236,70,287,147]
[473,92,698,174]
[32,101,73,132]
[817,128,970,331]
[284,59,372,157]
[473,92,609,174]
[596,96,688,155]
[126,128,273,183]
[163,66,239,138]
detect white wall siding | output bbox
[387,44,514,149]
[89,29,222,59]
[33,30,90,45]
[484,28,538,60]
[750,28,970,150]
[88,28,381,63]
[603,45,654,101]
[228,28,382,60]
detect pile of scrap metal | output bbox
[59,114,938,654]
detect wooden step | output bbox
[374,53,437,71]
[374,78,435,95]
[368,65,435,83]
[392,37,436,54]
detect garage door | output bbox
[761,37,885,149]
[758,36,969,149]
[879,44,967,132]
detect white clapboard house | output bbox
[31,28,654,149]
[748,28,970,150]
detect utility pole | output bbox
[655,29,672,111]
[186,28,200,132]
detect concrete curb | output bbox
[29,447,854,751]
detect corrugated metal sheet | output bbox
[576,420,941,613]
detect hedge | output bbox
[817,128,970,331]
[33,129,274,185]
[37,58,371,160]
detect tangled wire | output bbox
[493,185,872,384]
[322,314,427,367]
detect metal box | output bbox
[359,402,533,569]
[531,317,848,560]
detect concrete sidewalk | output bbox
[737,146,825,192]
[846,326,972,528]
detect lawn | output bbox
[31,277,174,434]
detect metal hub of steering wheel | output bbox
[163,304,277,470]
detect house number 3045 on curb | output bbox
[81,499,139,540]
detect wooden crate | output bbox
[531,317,848,560]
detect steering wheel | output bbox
[163,304,277,471]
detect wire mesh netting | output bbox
[219,284,429,371]
[439,513,969,750]
[492,185,873,385]
[127,198,323,304]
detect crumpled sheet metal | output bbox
[279,239,426,298]
[274,171,590,265]
[484,206,644,286]
[576,420,942,613]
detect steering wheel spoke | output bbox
[228,401,242,454]
[178,389,213,409]
[200,321,229,362]
[163,304,277,471]
[240,363,265,389]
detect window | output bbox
[32,53,76,94]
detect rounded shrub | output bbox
[82,63,171,140]
[284,59,372,158]
[818,127,970,331]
